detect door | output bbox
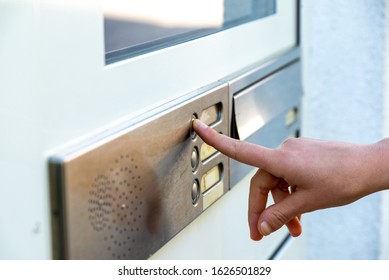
[0,0,298,259]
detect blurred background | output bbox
[301,0,388,259]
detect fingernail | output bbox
[193,119,207,129]
[260,221,272,236]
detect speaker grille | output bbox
[88,154,144,259]
[88,175,112,232]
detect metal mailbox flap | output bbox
[231,62,303,186]
[233,62,302,141]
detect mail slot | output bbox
[230,62,303,186]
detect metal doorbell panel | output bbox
[49,84,230,259]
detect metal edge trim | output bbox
[48,161,67,259]
[227,47,301,95]
[49,81,227,163]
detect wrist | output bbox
[366,138,389,192]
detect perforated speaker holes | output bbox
[88,175,112,232]
[88,154,144,259]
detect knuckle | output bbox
[280,137,297,148]
[268,208,290,228]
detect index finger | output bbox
[193,119,278,171]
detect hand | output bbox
[193,119,385,240]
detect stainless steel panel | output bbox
[230,62,302,186]
[234,62,302,140]
[222,48,300,123]
[227,47,300,95]
[49,84,229,259]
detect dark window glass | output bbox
[104,0,276,63]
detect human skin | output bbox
[193,119,389,241]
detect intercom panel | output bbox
[49,84,229,259]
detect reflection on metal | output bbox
[200,164,223,193]
[230,61,303,186]
[237,115,265,140]
[234,62,302,140]
[200,142,218,162]
[203,181,224,210]
[200,103,222,126]
[104,0,224,28]
[191,147,200,172]
[285,107,298,127]
[191,179,200,206]
[227,48,300,95]
[49,84,229,260]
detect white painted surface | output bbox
[273,235,307,260]
[381,0,389,261]
[380,192,389,259]
[0,0,297,259]
[151,168,290,259]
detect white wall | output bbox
[381,0,389,260]
[301,0,386,259]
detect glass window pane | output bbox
[104,0,276,63]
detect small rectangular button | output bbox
[203,181,224,210]
[200,142,218,162]
[201,164,222,193]
[200,103,222,126]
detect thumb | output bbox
[258,193,303,236]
